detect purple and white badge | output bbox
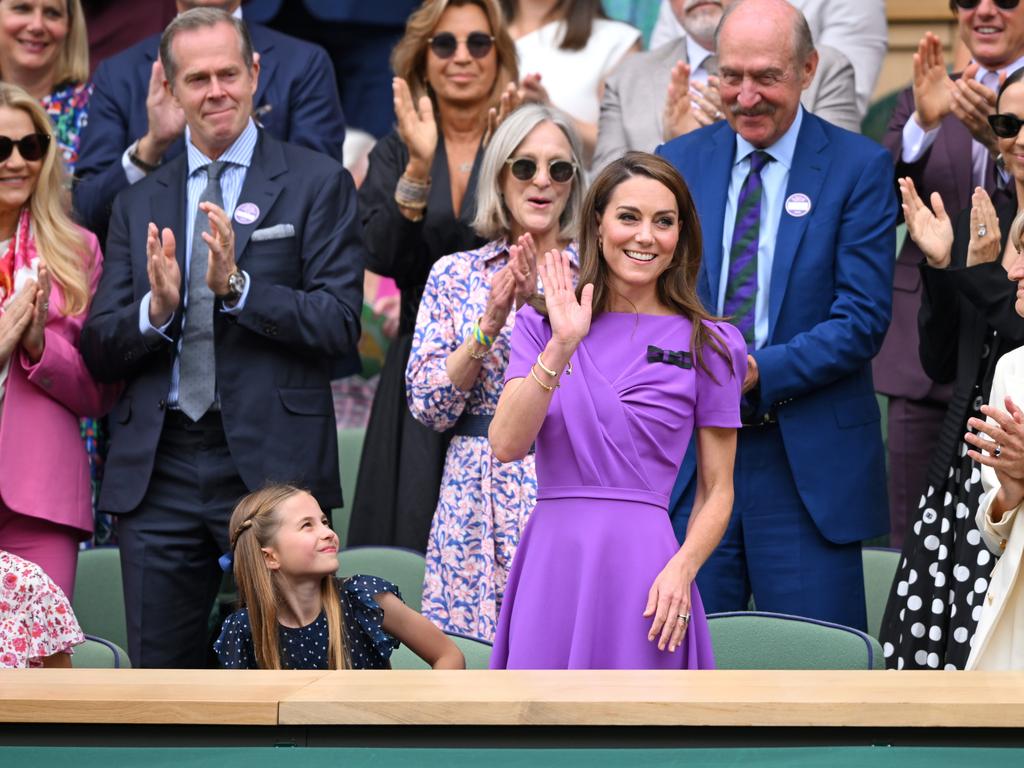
[784,193,811,218]
[234,202,260,225]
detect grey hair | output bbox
[160,7,255,86]
[472,104,586,242]
[1011,209,1024,253]
[714,0,815,66]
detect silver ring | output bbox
[978,224,988,238]
[677,612,691,624]
[714,110,723,119]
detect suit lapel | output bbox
[699,126,736,310]
[234,132,285,260]
[149,156,189,276]
[767,114,828,339]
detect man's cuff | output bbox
[122,143,149,185]
[901,114,940,164]
[139,291,174,340]
[219,270,251,315]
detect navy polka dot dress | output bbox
[214,575,402,669]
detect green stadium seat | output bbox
[72,635,131,668]
[333,426,366,549]
[863,547,901,640]
[708,611,884,670]
[337,546,426,613]
[72,547,128,653]
[389,631,492,669]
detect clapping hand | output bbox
[479,263,515,340]
[485,82,524,146]
[20,263,50,363]
[966,396,1024,514]
[0,282,35,365]
[912,32,953,131]
[898,177,953,269]
[146,222,180,326]
[393,76,438,175]
[138,60,186,164]
[951,62,1000,152]
[518,73,551,106]
[662,61,699,141]
[966,187,1001,268]
[200,202,237,297]
[508,233,538,308]
[538,248,592,350]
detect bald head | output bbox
[715,0,814,68]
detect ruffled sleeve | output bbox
[340,574,403,668]
[214,609,258,669]
[694,320,746,429]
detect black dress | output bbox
[214,575,401,669]
[348,131,486,551]
[881,201,1024,669]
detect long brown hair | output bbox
[0,83,91,316]
[391,0,519,118]
[499,0,607,51]
[536,151,732,379]
[228,485,350,670]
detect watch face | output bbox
[228,271,245,294]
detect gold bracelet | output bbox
[467,339,488,361]
[530,364,557,392]
[537,352,572,378]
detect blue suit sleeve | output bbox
[280,42,345,161]
[753,147,897,407]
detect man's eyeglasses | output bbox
[505,157,577,184]
[428,31,495,59]
[0,133,50,163]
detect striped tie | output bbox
[724,150,771,349]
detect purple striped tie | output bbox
[724,150,771,349]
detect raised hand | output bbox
[0,282,35,365]
[485,81,524,146]
[951,62,1000,151]
[146,222,180,326]
[898,176,953,269]
[137,60,186,166]
[643,550,693,653]
[21,263,50,363]
[691,78,724,123]
[518,73,551,106]
[508,232,538,308]
[912,32,952,131]
[662,61,699,141]
[966,187,1002,268]
[479,265,515,340]
[393,76,438,177]
[200,202,237,297]
[966,396,1024,515]
[538,249,592,349]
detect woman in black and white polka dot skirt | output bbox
[881,69,1024,669]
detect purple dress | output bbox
[491,306,746,669]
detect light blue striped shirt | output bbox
[716,107,803,350]
[140,119,259,408]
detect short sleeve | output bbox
[694,320,746,428]
[214,609,258,669]
[341,574,403,666]
[505,304,552,382]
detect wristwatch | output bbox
[128,139,160,173]
[220,269,247,304]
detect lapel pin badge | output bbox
[234,203,260,225]
[784,193,811,218]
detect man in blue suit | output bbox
[658,0,895,630]
[74,0,345,242]
[80,8,364,668]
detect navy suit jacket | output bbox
[658,112,896,543]
[80,131,364,513]
[73,22,345,241]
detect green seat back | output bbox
[72,635,131,668]
[863,547,901,640]
[333,426,366,549]
[708,611,884,670]
[72,548,128,653]
[337,546,425,613]
[389,632,492,669]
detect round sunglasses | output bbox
[427,31,494,59]
[955,0,1019,9]
[0,133,50,163]
[505,157,577,184]
[989,112,1024,138]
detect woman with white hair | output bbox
[406,103,585,642]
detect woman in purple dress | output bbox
[488,152,745,669]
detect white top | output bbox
[516,18,640,126]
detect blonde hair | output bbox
[0,83,90,315]
[228,484,350,670]
[472,104,586,242]
[1011,209,1024,254]
[391,0,519,121]
[0,0,90,85]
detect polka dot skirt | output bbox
[214,575,403,669]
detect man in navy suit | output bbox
[658,0,895,630]
[80,8,364,668]
[74,0,345,242]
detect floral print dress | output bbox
[0,550,84,667]
[406,240,577,642]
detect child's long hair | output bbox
[228,485,350,670]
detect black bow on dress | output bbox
[646,345,692,369]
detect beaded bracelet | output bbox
[530,364,557,392]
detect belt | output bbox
[453,412,493,438]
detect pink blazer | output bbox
[0,228,120,537]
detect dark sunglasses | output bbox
[0,133,50,163]
[427,31,494,59]
[989,112,1024,138]
[505,157,577,184]
[955,0,1019,9]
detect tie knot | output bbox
[748,150,772,174]
[206,161,226,182]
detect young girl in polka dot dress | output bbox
[215,485,464,670]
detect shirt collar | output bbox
[976,54,1024,88]
[187,118,258,176]
[685,35,715,73]
[733,105,804,171]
